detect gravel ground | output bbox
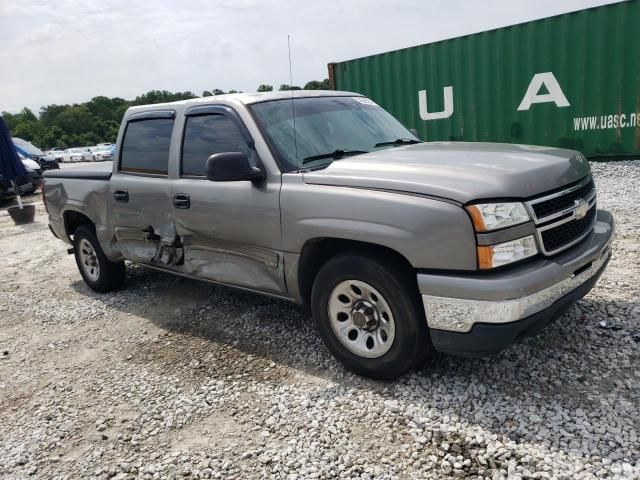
[1,161,639,480]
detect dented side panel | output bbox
[171,177,285,296]
[43,176,115,252]
[108,174,176,263]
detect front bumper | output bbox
[419,209,614,356]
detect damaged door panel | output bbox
[109,113,177,264]
[172,177,284,295]
[113,225,184,265]
[182,237,282,293]
[173,106,284,295]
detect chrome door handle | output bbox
[174,193,190,209]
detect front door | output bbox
[109,111,177,264]
[171,106,284,295]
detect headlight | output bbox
[466,202,530,232]
[477,235,538,269]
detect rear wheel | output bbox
[311,252,431,379]
[73,224,125,292]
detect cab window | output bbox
[181,114,249,177]
[120,118,174,175]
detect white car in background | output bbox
[78,147,96,161]
[46,148,66,162]
[60,149,87,163]
[88,146,113,161]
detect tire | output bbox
[73,224,125,293]
[311,252,431,379]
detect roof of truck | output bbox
[125,90,362,115]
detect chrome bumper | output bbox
[420,210,614,333]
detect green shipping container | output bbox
[329,0,640,157]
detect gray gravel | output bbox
[1,161,639,479]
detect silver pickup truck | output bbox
[43,91,614,379]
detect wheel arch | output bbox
[296,237,416,307]
[63,209,95,240]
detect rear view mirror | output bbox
[205,152,264,182]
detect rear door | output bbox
[171,105,284,295]
[109,110,177,263]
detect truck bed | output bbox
[44,162,112,180]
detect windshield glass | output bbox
[12,137,44,156]
[250,96,417,171]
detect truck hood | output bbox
[302,142,590,204]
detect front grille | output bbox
[540,205,596,253]
[526,175,598,255]
[532,178,595,219]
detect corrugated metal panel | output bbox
[330,0,640,157]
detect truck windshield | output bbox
[249,96,418,171]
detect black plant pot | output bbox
[8,204,36,225]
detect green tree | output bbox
[40,104,69,126]
[2,108,38,130]
[56,105,95,136]
[3,82,332,149]
[278,84,302,91]
[132,90,197,105]
[304,79,330,90]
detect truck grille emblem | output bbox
[574,198,589,220]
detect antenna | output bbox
[288,35,298,166]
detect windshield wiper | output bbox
[374,138,421,148]
[302,149,369,164]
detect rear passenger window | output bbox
[181,114,249,176]
[120,118,174,175]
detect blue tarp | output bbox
[0,116,27,181]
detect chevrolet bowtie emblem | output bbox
[574,198,589,220]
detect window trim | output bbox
[118,115,175,177]
[128,109,176,121]
[180,105,257,179]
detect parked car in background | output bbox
[88,146,113,161]
[97,143,114,148]
[17,154,43,193]
[78,147,95,162]
[46,148,66,162]
[12,137,60,170]
[61,148,90,163]
[59,150,80,163]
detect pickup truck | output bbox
[43,91,614,379]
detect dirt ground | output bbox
[1,162,638,479]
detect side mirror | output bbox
[205,152,264,182]
[409,128,421,140]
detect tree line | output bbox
[2,79,330,150]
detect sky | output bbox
[0,0,622,114]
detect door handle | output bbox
[114,190,129,202]
[174,193,190,209]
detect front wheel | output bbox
[311,252,431,379]
[73,224,125,293]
